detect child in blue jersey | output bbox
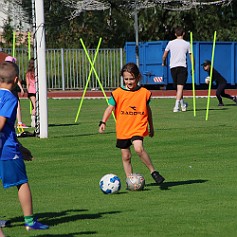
[0,61,48,231]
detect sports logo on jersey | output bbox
[129,106,136,111]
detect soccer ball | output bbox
[126,173,145,191]
[99,174,121,194]
[205,76,210,84]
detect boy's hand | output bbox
[19,144,33,161]
[98,124,106,133]
[149,128,154,137]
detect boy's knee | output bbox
[122,153,131,161]
[134,146,144,155]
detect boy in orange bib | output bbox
[99,63,165,185]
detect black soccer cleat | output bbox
[151,171,165,185]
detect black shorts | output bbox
[171,66,188,86]
[12,89,19,100]
[116,136,143,149]
[28,93,36,98]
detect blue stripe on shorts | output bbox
[0,158,28,189]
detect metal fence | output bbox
[4,48,125,90]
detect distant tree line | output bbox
[4,0,237,48]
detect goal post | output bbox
[33,0,48,138]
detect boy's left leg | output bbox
[0,228,5,237]
[17,183,33,216]
[133,139,165,184]
[133,139,155,173]
[17,183,48,230]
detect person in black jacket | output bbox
[202,60,237,106]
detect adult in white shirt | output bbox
[162,27,193,112]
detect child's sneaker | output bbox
[173,107,180,112]
[25,219,49,231]
[0,220,10,228]
[181,103,188,112]
[151,171,165,185]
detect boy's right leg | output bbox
[121,148,132,177]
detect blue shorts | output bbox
[0,158,28,189]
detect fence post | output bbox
[61,48,65,90]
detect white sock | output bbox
[180,99,184,107]
[175,100,180,108]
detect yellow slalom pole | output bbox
[13,32,24,134]
[28,32,31,60]
[74,38,102,123]
[80,38,116,122]
[28,32,33,114]
[190,32,196,117]
[205,31,217,121]
[12,31,16,57]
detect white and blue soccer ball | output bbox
[99,174,121,194]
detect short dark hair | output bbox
[201,60,211,66]
[175,27,185,37]
[0,61,19,83]
[120,62,141,79]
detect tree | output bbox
[10,0,237,48]
[1,16,14,47]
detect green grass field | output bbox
[1,97,237,237]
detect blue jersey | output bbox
[0,88,22,160]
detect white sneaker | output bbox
[181,103,188,112]
[173,107,180,112]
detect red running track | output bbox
[19,89,237,99]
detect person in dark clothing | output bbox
[202,60,237,106]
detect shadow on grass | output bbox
[49,123,79,127]
[223,103,237,107]
[146,179,208,190]
[190,108,228,111]
[8,209,121,230]
[34,232,97,236]
[50,131,115,139]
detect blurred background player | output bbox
[162,26,193,112]
[1,51,28,129]
[25,58,36,127]
[202,60,237,106]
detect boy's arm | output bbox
[162,51,169,66]
[189,53,195,72]
[0,116,33,161]
[98,104,114,134]
[17,80,25,96]
[147,105,154,137]
[18,139,33,161]
[0,116,6,131]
